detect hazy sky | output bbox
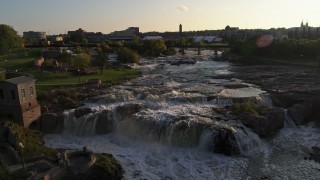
[1,0,319,35]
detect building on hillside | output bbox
[288,21,320,39]
[0,76,41,127]
[108,27,140,40]
[23,31,47,40]
[194,36,223,43]
[85,32,106,43]
[142,36,163,41]
[68,28,86,43]
[23,31,47,46]
[47,35,64,46]
[222,26,239,40]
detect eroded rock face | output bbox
[74,107,96,118]
[287,97,320,125]
[308,146,320,163]
[288,104,311,125]
[95,103,144,135]
[239,107,284,137]
[206,126,240,156]
[116,103,144,121]
[95,110,115,134]
[41,113,64,134]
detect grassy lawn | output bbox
[1,57,141,93]
[0,58,34,73]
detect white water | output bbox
[44,125,320,179]
[44,50,320,179]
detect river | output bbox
[44,50,320,179]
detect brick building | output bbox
[0,76,41,127]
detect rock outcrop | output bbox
[206,126,240,155]
[95,103,144,134]
[308,146,320,163]
[239,107,285,137]
[74,107,96,118]
[41,113,64,134]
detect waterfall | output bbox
[233,126,267,157]
[283,109,297,128]
[62,102,268,158]
[63,110,99,136]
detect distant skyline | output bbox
[1,0,320,35]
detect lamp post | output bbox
[78,69,80,83]
[18,142,26,170]
[4,60,7,70]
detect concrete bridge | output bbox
[168,43,230,55]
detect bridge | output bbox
[168,43,230,55]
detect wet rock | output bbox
[207,126,240,156]
[95,103,143,134]
[95,110,115,134]
[74,107,96,118]
[116,103,144,121]
[167,120,209,147]
[239,107,284,137]
[287,103,311,125]
[223,83,250,89]
[309,146,320,163]
[41,113,64,134]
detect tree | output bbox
[0,24,23,55]
[117,47,140,63]
[58,49,72,69]
[142,39,167,56]
[96,47,108,74]
[72,53,91,69]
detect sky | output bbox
[0,0,319,35]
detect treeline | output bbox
[230,38,320,59]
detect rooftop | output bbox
[4,76,35,85]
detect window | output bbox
[11,90,15,99]
[21,89,26,98]
[30,86,34,96]
[0,89,3,99]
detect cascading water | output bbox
[44,50,320,179]
[283,109,297,128]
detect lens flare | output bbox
[256,35,273,48]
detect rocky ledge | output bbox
[229,65,320,126]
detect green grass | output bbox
[34,69,140,85]
[0,58,34,73]
[1,57,141,95]
[7,123,57,159]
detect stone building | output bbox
[0,76,41,127]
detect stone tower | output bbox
[0,76,41,127]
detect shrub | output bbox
[232,99,260,116]
[117,47,140,63]
[165,47,177,55]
